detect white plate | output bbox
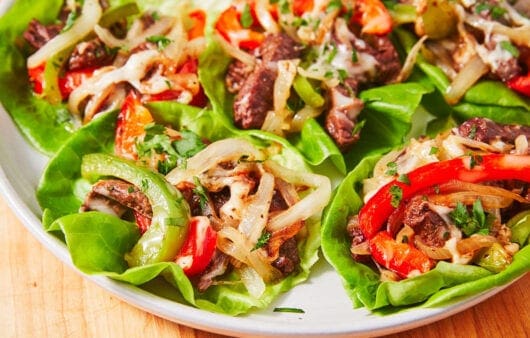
[0,1,515,335]
[1,96,518,338]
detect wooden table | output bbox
[1,193,528,338]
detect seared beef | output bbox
[225,60,254,94]
[68,38,116,71]
[457,117,530,145]
[197,251,230,292]
[81,179,153,220]
[233,33,302,129]
[403,196,448,247]
[325,84,364,152]
[272,237,300,275]
[359,35,401,85]
[23,19,63,50]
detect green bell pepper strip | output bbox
[292,75,325,108]
[81,153,191,267]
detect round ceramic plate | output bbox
[0,97,515,338]
[0,0,516,335]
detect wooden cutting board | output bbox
[1,193,529,338]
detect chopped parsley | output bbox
[240,3,254,28]
[475,3,506,19]
[136,124,206,175]
[385,161,398,176]
[141,178,149,191]
[469,154,483,169]
[389,185,403,208]
[146,35,172,50]
[449,200,491,236]
[397,174,410,185]
[62,11,79,32]
[326,45,338,63]
[252,232,271,251]
[500,40,520,58]
[351,49,358,63]
[337,69,348,83]
[193,176,209,210]
[429,146,439,155]
[327,0,342,12]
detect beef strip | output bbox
[403,196,449,247]
[197,250,230,292]
[233,33,302,129]
[23,19,63,50]
[271,237,300,275]
[457,117,530,145]
[358,35,402,85]
[225,60,254,94]
[68,38,116,70]
[325,83,364,152]
[80,179,153,221]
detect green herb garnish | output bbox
[146,35,172,50]
[389,185,403,208]
[273,307,305,313]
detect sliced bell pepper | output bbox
[507,71,530,98]
[81,153,191,267]
[293,0,314,16]
[28,63,95,100]
[175,216,217,276]
[114,91,154,160]
[369,231,434,278]
[187,9,206,40]
[351,0,393,35]
[215,5,264,50]
[358,154,530,239]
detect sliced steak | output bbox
[225,60,254,94]
[325,84,364,152]
[23,19,63,50]
[197,251,230,292]
[403,196,448,247]
[354,34,401,85]
[272,237,300,275]
[81,179,153,220]
[68,38,116,71]
[457,117,530,145]
[233,33,302,129]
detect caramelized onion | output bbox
[456,235,497,255]
[414,237,453,260]
[445,54,489,104]
[214,34,256,67]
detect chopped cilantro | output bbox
[351,49,358,63]
[429,146,439,155]
[326,45,338,63]
[449,200,491,236]
[397,174,410,185]
[273,307,305,313]
[193,176,209,210]
[469,154,483,169]
[327,0,342,12]
[468,125,477,139]
[152,11,160,21]
[141,178,149,191]
[389,185,403,208]
[500,40,520,58]
[337,69,348,83]
[173,130,206,158]
[62,11,78,32]
[385,161,398,176]
[146,35,172,50]
[352,119,366,136]
[324,70,334,78]
[252,232,271,251]
[240,3,254,28]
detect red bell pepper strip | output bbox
[507,71,530,97]
[114,91,154,160]
[187,9,206,40]
[28,63,95,99]
[292,0,314,16]
[369,231,434,278]
[175,216,217,276]
[358,154,530,240]
[351,0,393,35]
[215,5,264,50]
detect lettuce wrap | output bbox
[37,102,326,315]
[198,1,433,174]
[321,118,530,312]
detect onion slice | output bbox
[445,54,489,104]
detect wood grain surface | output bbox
[1,193,528,338]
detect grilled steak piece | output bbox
[358,35,401,85]
[197,250,230,292]
[225,60,254,94]
[233,33,301,129]
[23,19,63,50]
[457,117,530,145]
[80,179,153,220]
[403,196,448,247]
[68,38,116,71]
[325,84,364,152]
[272,237,300,275]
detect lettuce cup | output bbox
[322,117,530,311]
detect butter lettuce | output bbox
[321,152,530,312]
[37,104,320,315]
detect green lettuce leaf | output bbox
[0,0,74,155]
[321,153,530,311]
[37,104,319,315]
